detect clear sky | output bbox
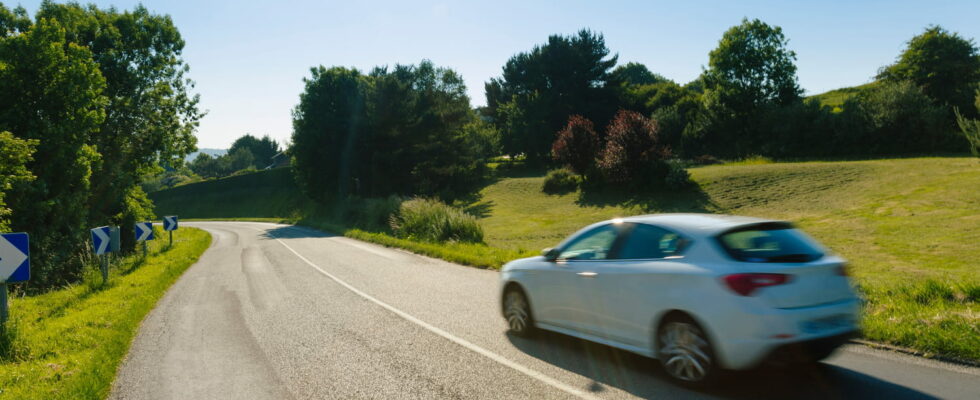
[11,0,980,148]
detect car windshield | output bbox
[717,224,824,263]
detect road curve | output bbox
[110,221,980,399]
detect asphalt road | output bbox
[110,221,980,400]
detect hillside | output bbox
[807,82,878,108]
[150,157,980,360]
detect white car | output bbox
[499,214,860,386]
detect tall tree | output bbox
[704,18,801,114]
[877,26,980,118]
[486,29,619,162]
[697,18,802,157]
[291,66,369,202]
[36,3,202,251]
[229,134,281,168]
[0,14,107,287]
[611,62,665,86]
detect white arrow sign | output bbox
[91,226,110,255]
[135,222,154,241]
[164,216,178,231]
[0,233,29,283]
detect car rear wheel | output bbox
[658,317,717,387]
[503,289,534,337]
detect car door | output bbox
[534,223,624,334]
[589,223,690,346]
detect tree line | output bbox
[0,3,200,289]
[292,19,980,204]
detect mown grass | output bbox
[150,157,980,361]
[0,227,211,399]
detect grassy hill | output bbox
[807,82,878,108]
[150,157,980,361]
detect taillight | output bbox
[723,273,791,296]
[836,264,849,276]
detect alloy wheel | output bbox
[659,321,713,382]
[504,290,531,335]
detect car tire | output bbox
[657,315,718,388]
[503,288,535,337]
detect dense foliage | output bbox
[485,30,619,162]
[0,3,200,289]
[551,115,599,174]
[598,111,671,188]
[292,61,493,203]
[0,132,35,231]
[878,26,980,119]
[228,134,281,169]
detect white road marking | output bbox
[264,228,600,400]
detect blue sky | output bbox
[11,0,980,148]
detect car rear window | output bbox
[717,223,824,263]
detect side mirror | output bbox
[542,247,559,261]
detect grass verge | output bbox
[0,227,211,399]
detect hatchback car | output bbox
[500,214,860,386]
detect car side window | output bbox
[558,224,620,260]
[614,223,686,259]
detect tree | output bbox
[36,3,202,252]
[611,62,665,86]
[704,18,801,114]
[551,115,599,174]
[856,80,951,154]
[0,131,36,231]
[362,61,485,198]
[0,14,107,288]
[954,90,980,156]
[229,134,281,168]
[598,111,669,188]
[697,19,802,157]
[878,26,980,118]
[292,66,368,201]
[486,29,619,162]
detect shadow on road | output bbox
[257,225,336,240]
[507,330,936,400]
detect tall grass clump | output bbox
[390,198,484,243]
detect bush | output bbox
[390,198,484,243]
[665,162,694,190]
[597,110,670,188]
[855,80,955,154]
[551,115,599,174]
[542,168,581,194]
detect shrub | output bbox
[390,198,484,243]
[664,162,694,190]
[597,110,670,188]
[542,168,581,194]
[692,154,721,165]
[855,80,954,154]
[955,92,980,156]
[551,115,600,174]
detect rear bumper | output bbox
[761,330,858,366]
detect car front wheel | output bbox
[503,289,534,337]
[658,317,717,387]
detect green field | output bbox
[151,158,980,361]
[0,228,211,399]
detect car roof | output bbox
[618,213,784,237]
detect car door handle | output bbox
[577,272,598,278]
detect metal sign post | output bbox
[164,216,178,247]
[0,232,30,325]
[135,222,154,258]
[91,226,113,284]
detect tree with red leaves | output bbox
[598,110,670,187]
[551,115,600,174]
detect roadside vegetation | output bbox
[151,156,979,361]
[0,227,211,399]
